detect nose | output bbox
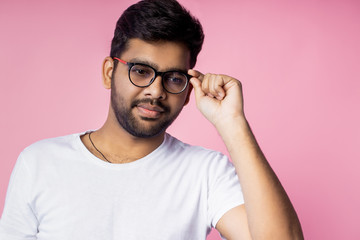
[143,76,167,100]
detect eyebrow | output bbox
[128,58,188,73]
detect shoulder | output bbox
[164,133,232,168]
[18,132,84,166]
[165,133,222,155]
[23,132,80,154]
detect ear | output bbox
[102,56,114,89]
[183,84,193,106]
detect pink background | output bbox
[1,0,359,239]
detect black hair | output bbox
[110,0,204,69]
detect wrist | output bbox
[214,113,247,130]
[214,114,250,139]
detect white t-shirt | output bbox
[0,132,244,240]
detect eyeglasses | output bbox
[113,57,191,94]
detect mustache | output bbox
[131,99,170,112]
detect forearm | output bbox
[216,116,303,240]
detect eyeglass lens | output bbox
[129,64,188,93]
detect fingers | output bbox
[204,74,226,100]
[188,69,204,81]
[189,69,226,100]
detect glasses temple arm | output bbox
[113,57,127,65]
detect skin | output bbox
[81,39,191,163]
[190,72,304,239]
[81,38,304,239]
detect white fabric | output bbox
[0,132,243,240]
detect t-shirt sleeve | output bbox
[207,153,244,228]
[0,153,38,239]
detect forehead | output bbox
[120,38,191,71]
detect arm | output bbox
[189,70,303,240]
[0,154,38,239]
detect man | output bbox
[0,0,303,239]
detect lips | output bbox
[136,103,165,119]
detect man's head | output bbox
[104,0,204,139]
[110,0,204,69]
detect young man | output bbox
[0,0,303,239]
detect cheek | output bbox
[169,94,189,110]
[112,75,139,99]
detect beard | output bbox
[110,82,184,138]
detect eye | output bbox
[130,65,153,78]
[169,77,183,84]
[165,72,186,85]
[135,69,147,75]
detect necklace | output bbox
[88,131,111,163]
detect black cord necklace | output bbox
[88,131,111,163]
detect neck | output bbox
[85,112,165,164]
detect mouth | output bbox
[136,103,165,119]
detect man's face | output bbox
[110,38,191,138]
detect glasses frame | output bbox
[113,57,191,94]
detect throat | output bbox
[101,153,139,164]
[81,131,163,164]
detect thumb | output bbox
[190,77,205,101]
[188,69,205,100]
